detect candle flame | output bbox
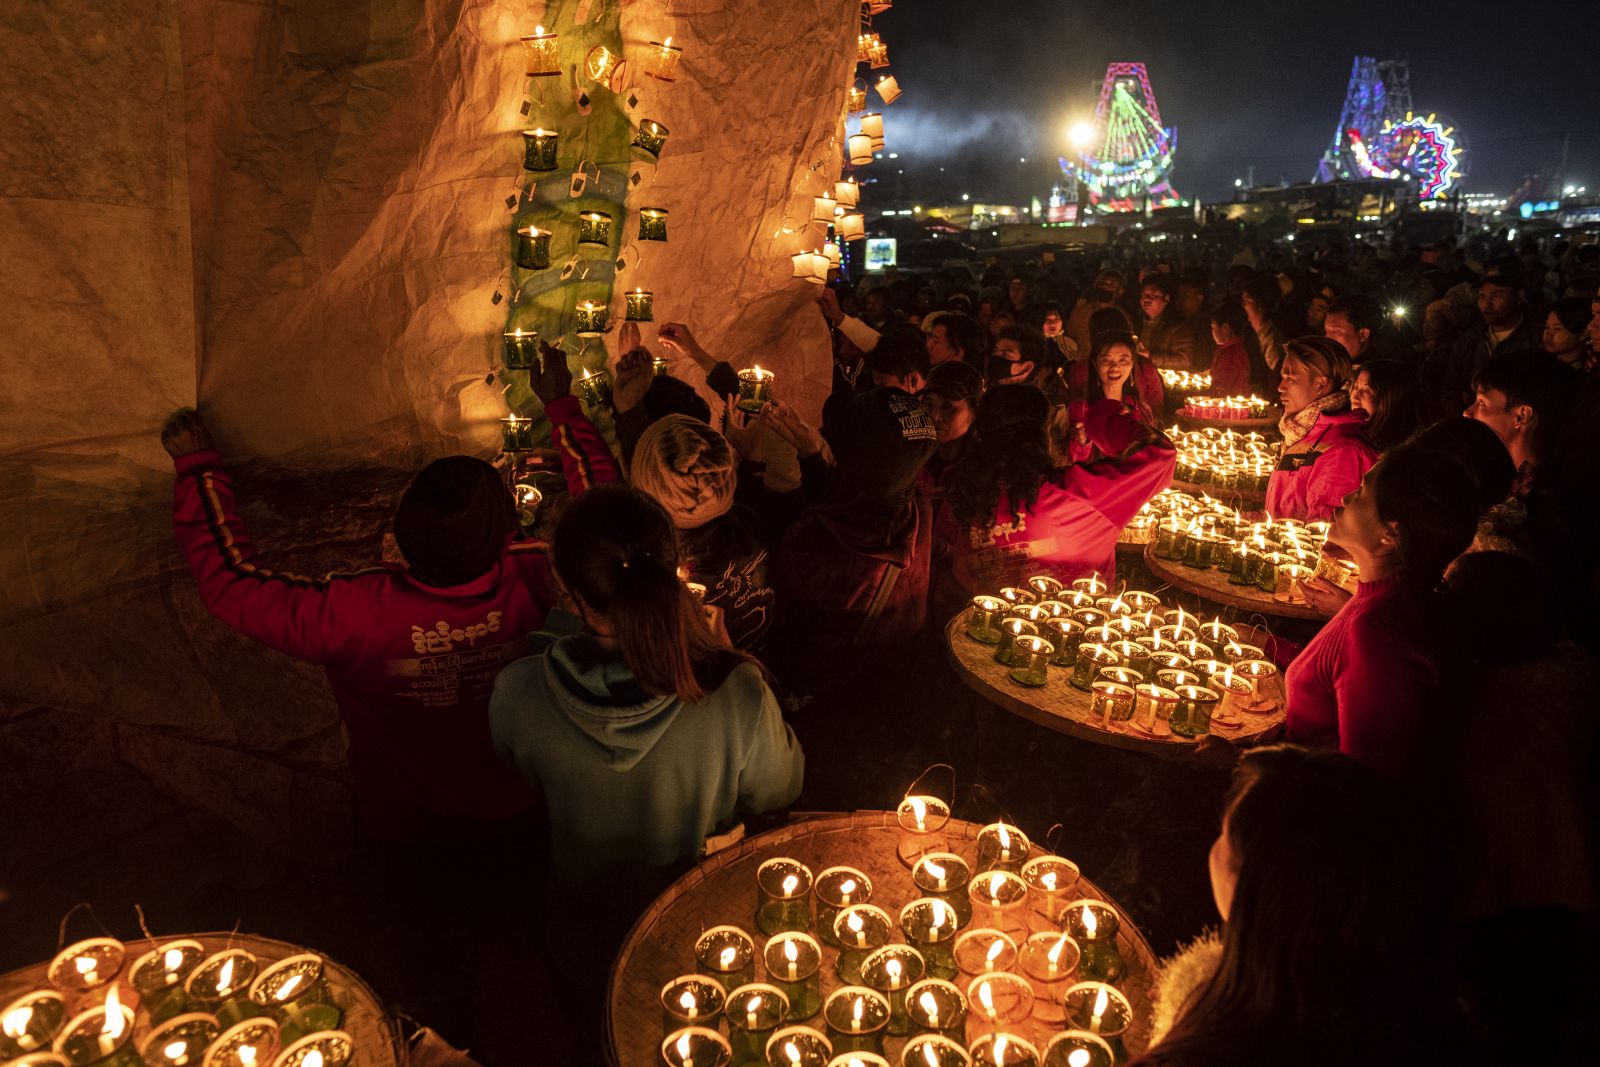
[847,912,865,934]
[1222,666,1235,687]
[781,873,799,897]
[977,980,995,1015]
[663,35,673,48]
[305,1053,324,1067]
[164,947,184,971]
[996,823,1012,849]
[840,878,858,897]
[1082,905,1098,937]
[783,1041,801,1065]
[535,25,545,35]
[719,946,737,969]
[784,939,798,964]
[1092,985,1110,1018]
[239,1048,257,1067]
[753,364,767,379]
[74,956,97,977]
[102,986,124,1040]
[677,1034,692,1060]
[929,899,947,931]
[1042,870,1057,891]
[4,1006,31,1039]
[918,990,938,1016]
[1069,1051,1091,1067]
[747,994,762,1014]
[276,973,304,1001]
[164,1039,188,1060]
[923,1044,941,1067]
[217,957,235,993]
[1048,933,1071,965]
[989,871,1006,900]
[908,796,927,829]
[924,859,945,880]
[995,1034,1010,1063]
[852,996,865,1024]
[679,988,696,1012]
[985,939,1005,966]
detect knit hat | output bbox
[394,456,512,587]
[628,415,736,530]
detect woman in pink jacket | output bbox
[1265,336,1378,522]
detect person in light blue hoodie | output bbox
[489,484,804,940]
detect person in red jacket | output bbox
[1265,337,1377,522]
[939,383,1176,593]
[1205,302,1258,398]
[161,342,620,840]
[1064,330,1159,463]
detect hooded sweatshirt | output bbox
[488,636,803,902]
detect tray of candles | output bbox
[608,810,1159,1067]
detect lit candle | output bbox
[736,366,775,413]
[519,26,559,77]
[1062,982,1132,1040]
[638,207,669,242]
[660,975,726,1036]
[815,866,873,947]
[834,178,860,208]
[574,301,610,339]
[513,225,551,270]
[583,43,623,87]
[1064,902,1123,983]
[624,288,654,323]
[832,905,893,985]
[632,119,670,159]
[812,193,838,222]
[847,133,873,166]
[875,73,901,104]
[577,211,613,247]
[520,128,558,172]
[834,211,866,241]
[661,1027,732,1067]
[694,926,757,993]
[822,987,888,1056]
[1042,1031,1116,1067]
[763,933,823,1021]
[499,414,534,452]
[643,37,683,82]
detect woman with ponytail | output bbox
[488,484,803,920]
[1283,443,1479,775]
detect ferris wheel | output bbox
[1062,62,1180,213]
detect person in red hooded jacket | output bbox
[1266,337,1378,523]
[939,383,1176,593]
[161,342,619,840]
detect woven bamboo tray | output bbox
[0,933,403,1065]
[943,616,1286,757]
[606,813,1158,1066]
[1143,542,1327,622]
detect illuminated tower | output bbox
[1062,62,1179,213]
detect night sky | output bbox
[878,0,1600,203]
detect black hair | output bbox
[1139,273,1174,298]
[944,384,1055,531]
[1472,348,1582,459]
[1548,296,1592,338]
[1240,272,1281,315]
[552,485,752,702]
[992,326,1049,377]
[1210,300,1249,335]
[1402,418,1516,513]
[867,324,931,382]
[1371,443,1481,598]
[1327,293,1383,336]
[642,374,712,426]
[1087,304,1134,345]
[1352,359,1419,452]
[933,313,991,371]
[1443,551,1562,666]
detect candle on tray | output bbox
[900,1033,971,1067]
[861,945,926,1035]
[815,867,874,947]
[1063,902,1123,983]
[821,988,889,1057]
[1041,1030,1116,1067]
[969,1032,1040,1067]
[1062,983,1132,1040]
[762,1025,833,1067]
[756,858,815,936]
[661,1027,733,1067]
[912,853,973,928]
[694,926,757,994]
[903,978,966,1038]
[963,973,1034,1045]
[951,929,1017,982]
[763,934,823,1022]
[1017,932,1080,1024]
[660,975,728,1037]
[1,992,67,1057]
[1020,855,1080,928]
[725,985,790,1066]
[831,906,894,985]
[967,871,1028,940]
[139,1011,218,1065]
[899,898,959,981]
[1087,680,1135,723]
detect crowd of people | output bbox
[157,226,1599,1061]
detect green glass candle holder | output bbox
[1024,574,1065,600]
[764,1025,832,1067]
[821,987,888,1057]
[51,1001,141,1067]
[1070,643,1120,691]
[1062,982,1132,1043]
[965,596,1008,645]
[912,853,973,929]
[832,905,893,985]
[574,300,610,337]
[500,415,535,452]
[639,207,669,242]
[514,225,552,270]
[274,1029,353,1067]
[1170,684,1220,738]
[814,867,873,949]
[726,984,790,1066]
[1006,636,1053,688]
[661,974,727,1037]
[1152,521,1185,560]
[249,954,340,1044]
[695,927,757,995]
[895,795,952,868]
[1062,902,1124,983]
[624,288,654,322]
[663,1027,733,1067]
[969,1033,1039,1067]
[502,328,539,370]
[967,871,1029,941]
[47,939,125,997]
[632,119,669,158]
[521,128,558,172]
[861,945,926,1036]
[196,1017,278,1067]
[653,355,670,376]
[899,898,960,982]
[951,929,1017,983]
[183,950,259,1028]
[1109,640,1151,682]
[138,1013,219,1066]
[577,210,613,247]
[996,586,1038,609]
[1,991,67,1058]
[1041,619,1085,666]
[1132,683,1179,734]
[763,933,823,1022]
[1043,1030,1116,1067]
[1020,854,1081,929]
[1254,551,1286,592]
[903,979,967,1040]
[1088,680,1135,723]
[963,973,1034,1046]
[737,368,775,413]
[756,858,814,936]
[974,822,1030,875]
[1227,546,1255,584]
[993,618,1040,668]
[900,1034,968,1066]
[1018,932,1081,1023]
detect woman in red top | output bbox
[939,383,1175,593]
[1205,302,1259,398]
[1064,331,1159,463]
[1283,444,1478,776]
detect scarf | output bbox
[1278,390,1349,449]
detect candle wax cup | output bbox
[664,1026,734,1067]
[755,859,814,936]
[1089,681,1135,723]
[695,927,757,995]
[520,129,558,172]
[815,866,874,946]
[624,290,654,322]
[1043,1030,1117,1067]
[633,120,669,158]
[577,212,613,247]
[736,370,775,414]
[821,988,889,1057]
[725,983,791,1067]
[1062,982,1133,1039]
[831,905,893,985]
[763,935,823,1022]
[903,978,967,1038]
[502,330,538,370]
[661,974,728,1036]
[860,945,926,1035]
[47,940,126,995]
[965,596,1008,644]
[0,991,67,1057]
[513,227,551,270]
[969,1033,1041,1067]
[1070,645,1120,691]
[639,209,669,242]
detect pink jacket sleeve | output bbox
[544,394,621,497]
[1297,437,1378,522]
[171,450,378,665]
[1137,357,1165,420]
[1055,400,1177,530]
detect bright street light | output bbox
[1067,121,1095,149]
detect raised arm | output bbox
[165,411,366,665]
[534,340,620,496]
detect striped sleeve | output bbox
[171,450,379,664]
[543,395,620,496]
